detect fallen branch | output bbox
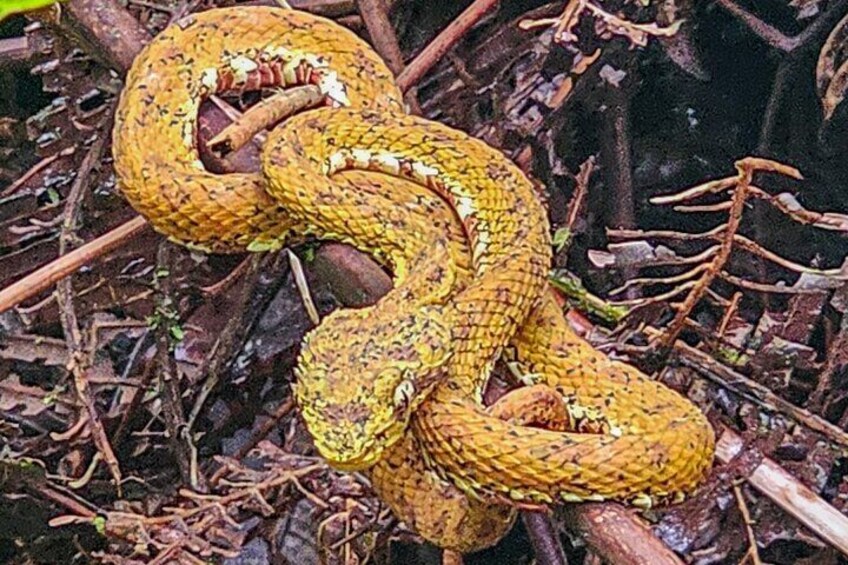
[716,429,848,556]
[561,503,684,565]
[667,333,848,449]
[522,511,569,565]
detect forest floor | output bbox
[1,0,848,563]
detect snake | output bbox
[113,6,716,552]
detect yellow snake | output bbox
[113,6,715,552]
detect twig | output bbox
[0,377,68,403]
[608,264,708,297]
[748,186,848,231]
[288,249,320,325]
[0,216,149,314]
[657,159,754,348]
[54,136,124,494]
[0,36,38,69]
[153,242,203,491]
[564,156,595,235]
[716,0,848,55]
[757,62,793,155]
[609,231,841,283]
[717,272,827,294]
[354,0,422,112]
[519,0,581,43]
[715,0,800,51]
[49,0,153,71]
[311,243,392,307]
[519,0,681,46]
[186,255,266,431]
[716,430,848,556]
[396,0,499,91]
[668,335,848,448]
[1,146,76,196]
[231,398,296,461]
[355,0,404,73]
[600,85,635,235]
[714,0,848,155]
[717,292,742,337]
[109,332,155,451]
[207,86,323,157]
[548,48,601,110]
[37,484,100,518]
[200,256,253,296]
[732,483,762,565]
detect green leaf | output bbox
[145,314,161,329]
[169,324,185,341]
[246,239,280,253]
[46,187,60,205]
[0,0,60,21]
[91,515,107,535]
[548,269,629,324]
[552,227,571,253]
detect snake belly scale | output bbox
[113,6,715,552]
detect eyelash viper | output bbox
[113,6,715,552]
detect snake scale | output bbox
[113,6,715,552]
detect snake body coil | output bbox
[114,6,715,552]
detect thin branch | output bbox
[733,483,763,565]
[55,136,123,493]
[715,0,800,51]
[717,430,848,555]
[657,160,759,347]
[608,263,708,297]
[355,0,404,73]
[716,0,848,55]
[153,243,203,491]
[231,398,296,461]
[51,0,153,71]
[208,86,323,157]
[1,146,76,196]
[396,0,499,91]
[288,249,320,325]
[668,335,848,449]
[0,216,149,314]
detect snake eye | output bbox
[392,379,416,412]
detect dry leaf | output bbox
[0,374,49,417]
[790,0,822,20]
[816,11,848,120]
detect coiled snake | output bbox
[113,6,715,552]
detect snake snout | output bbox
[308,401,390,471]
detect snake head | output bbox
[293,305,451,470]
